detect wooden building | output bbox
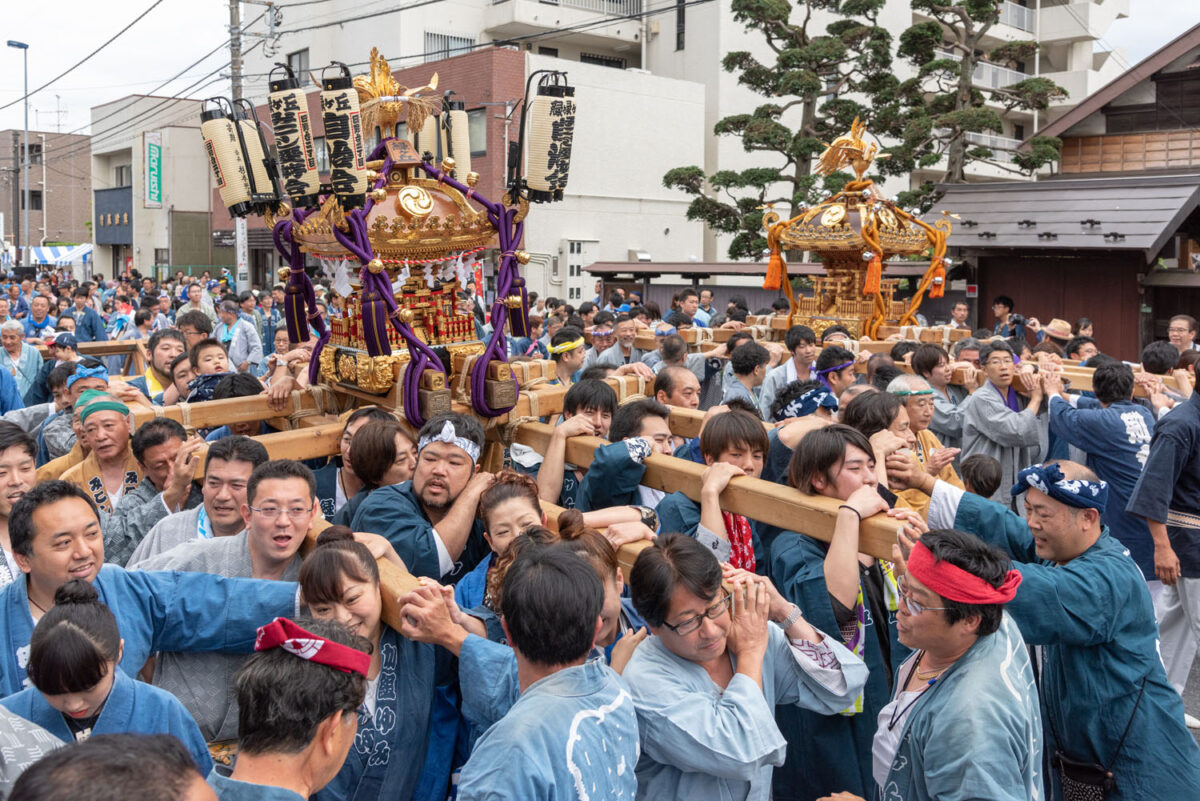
[936,23,1200,360]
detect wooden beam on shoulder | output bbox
[132,390,325,431]
[186,422,345,480]
[512,422,898,561]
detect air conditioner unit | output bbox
[628,249,651,262]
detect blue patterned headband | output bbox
[778,387,838,421]
[66,363,109,390]
[1011,463,1107,512]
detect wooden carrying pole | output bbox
[510,421,899,561]
[184,422,346,480]
[39,340,148,375]
[130,390,328,431]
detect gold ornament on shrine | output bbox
[762,118,953,339]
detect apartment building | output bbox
[89,95,217,280]
[0,129,91,263]
[232,0,1126,291]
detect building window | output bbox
[312,137,329,173]
[288,49,310,85]
[425,33,475,64]
[1013,124,1026,141]
[467,109,487,157]
[676,0,685,51]
[21,190,43,211]
[27,143,42,165]
[114,164,132,187]
[154,248,170,265]
[538,46,559,57]
[581,52,626,69]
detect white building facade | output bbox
[231,0,1126,292]
[89,96,215,281]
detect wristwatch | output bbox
[632,505,658,532]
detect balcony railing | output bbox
[998,1,1035,33]
[935,49,1031,89]
[493,0,643,13]
[964,131,1023,163]
[933,129,1023,164]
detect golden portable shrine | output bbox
[200,47,576,425]
[762,118,955,340]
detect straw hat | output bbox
[1043,318,1073,341]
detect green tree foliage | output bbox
[882,0,1066,209]
[662,0,894,260]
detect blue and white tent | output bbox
[21,244,92,265]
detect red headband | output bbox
[906,541,1022,605]
[254,617,370,676]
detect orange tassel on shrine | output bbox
[928,258,946,299]
[863,254,882,295]
[763,248,785,291]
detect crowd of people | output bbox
[0,267,1197,801]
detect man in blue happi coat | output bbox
[208,617,367,801]
[1044,363,1156,580]
[0,480,300,697]
[455,541,639,801]
[350,412,492,584]
[888,456,1200,800]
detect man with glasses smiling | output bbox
[580,313,616,371]
[887,458,1200,800]
[127,436,269,565]
[133,460,320,744]
[817,528,1041,801]
[960,340,1046,512]
[622,533,867,800]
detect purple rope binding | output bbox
[417,161,520,418]
[268,141,527,422]
[325,146,451,427]
[271,207,331,385]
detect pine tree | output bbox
[662,0,894,260]
[881,0,1067,209]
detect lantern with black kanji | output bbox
[523,74,576,203]
[320,62,368,210]
[268,63,321,210]
[200,98,253,217]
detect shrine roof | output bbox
[936,173,1200,262]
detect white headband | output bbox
[417,420,480,464]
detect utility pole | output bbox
[10,133,18,268]
[230,0,248,288]
[7,41,30,268]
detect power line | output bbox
[51,56,254,164]
[0,0,169,111]
[243,0,717,78]
[279,0,448,36]
[48,9,268,144]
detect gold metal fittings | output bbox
[367,258,385,274]
[395,185,435,219]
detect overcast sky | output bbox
[0,0,1196,136]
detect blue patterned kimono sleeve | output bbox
[577,438,650,512]
[120,569,298,654]
[459,634,520,731]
